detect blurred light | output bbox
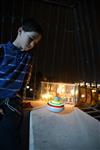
[81,94,85,98]
[97,84,100,87]
[92,89,96,93]
[26,85,30,89]
[41,92,53,100]
[70,88,74,96]
[40,81,79,105]
[86,82,90,87]
[80,82,85,86]
[75,89,78,96]
[30,88,33,91]
[57,84,65,94]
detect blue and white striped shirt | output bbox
[0,41,32,99]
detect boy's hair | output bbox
[22,17,43,35]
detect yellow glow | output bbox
[41,92,53,100]
[70,89,74,96]
[81,94,85,98]
[57,84,65,94]
[40,81,79,104]
[86,82,90,87]
[80,82,85,86]
[92,89,96,93]
[75,89,78,96]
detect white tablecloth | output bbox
[29,104,100,150]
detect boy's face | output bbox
[19,29,42,51]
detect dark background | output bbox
[0,0,100,84]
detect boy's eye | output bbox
[29,37,33,41]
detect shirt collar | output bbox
[7,41,20,51]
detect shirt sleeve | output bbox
[17,64,33,99]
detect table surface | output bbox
[29,104,100,150]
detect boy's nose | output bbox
[30,41,36,48]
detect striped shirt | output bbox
[0,41,33,99]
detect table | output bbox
[29,104,100,150]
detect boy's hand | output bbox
[0,108,4,115]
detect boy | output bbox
[0,17,42,150]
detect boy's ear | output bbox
[18,27,22,33]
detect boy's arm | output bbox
[0,108,4,115]
[0,47,3,54]
[17,64,32,98]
